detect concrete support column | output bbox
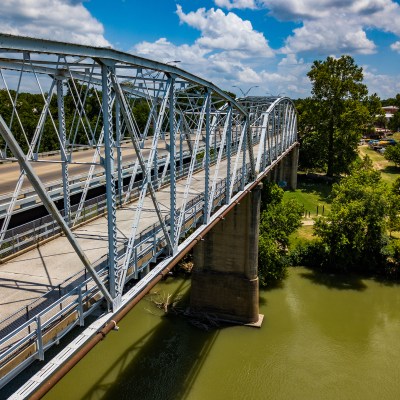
[273,165,278,183]
[279,159,285,183]
[289,145,299,190]
[278,145,299,190]
[190,184,262,324]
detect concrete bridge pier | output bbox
[190,184,262,325]
[273,145,299,190]
[285,145,299,190]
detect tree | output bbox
[302,55,374,176]
[384,144,400,167]
[313,157,390,272]
[388,111,400,133]
[388,177,400,235]
[258,182,303,286]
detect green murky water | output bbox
[44,267,400,400]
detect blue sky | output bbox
[1,0,400,98]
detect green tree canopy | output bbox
[299,55,379,176]
[313,157,391,272]
[384,144,400,167]
[258,182,303,286]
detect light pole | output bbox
[165,60,181,66]
[232,85,259,97]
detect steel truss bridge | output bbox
[0,34,297,393]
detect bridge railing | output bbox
[0,149,222,260]
[0,170,237,384]
[0,34,299,391]
[0,139,297,388]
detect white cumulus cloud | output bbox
[132,5,276,93]
[363,66,400,98]
[283,18,377,55]
[214,0,258,10]
[0,0,109,46]
[176,5,274,57]
[390,41,400,52]
[258,0,400,55]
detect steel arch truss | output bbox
[0,35,297,310]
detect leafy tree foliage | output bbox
[313,157,392,272]
[388,111,400,132]
[381,94,400,107]
[0,81,153,155]
[384,144,400,167]
[258,182,303,286]
[388,177,400,235]
[298,56,379,176]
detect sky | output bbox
[1,0,400,99]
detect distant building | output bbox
[372,105,399,136]
[382,105,399,122]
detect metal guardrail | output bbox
[0,149,239,332]
[0,152,174,218]
[0,137,283,387]
[0,136,292,388]
[0,153,213,260]
[0,136,248,218]
[0,173,233,386]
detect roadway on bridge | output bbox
[0,145,249,322]
[0,137,178,196]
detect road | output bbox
[0,137,178,196]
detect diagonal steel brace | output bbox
[0,115,114,306]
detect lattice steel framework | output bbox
[0,34,297,311]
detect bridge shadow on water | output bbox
[79,278,221,400]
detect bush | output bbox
[289,241,329,269]
[258,182,303,286]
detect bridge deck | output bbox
[0,146,247,321]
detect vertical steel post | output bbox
[115,98,123,205]
[263,115,268,171]
[169,76,177,252]
[36,316,44,361]
[179,118,183,175]
[225,105,233,204]
[101,64,118,304]
[153,145,158,189]
[241,118,248,190]
[56,79,71,224]
[78,286,84,326]
[273,108,277,160]
[278,103,283,154]
[204,91,211,224]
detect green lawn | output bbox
[284,146,400,251]
[359,145,400,184]
[283,178,332,217]
[289,225,315,248]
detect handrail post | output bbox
[36,316,44,361]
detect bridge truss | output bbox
[0,34,297,389]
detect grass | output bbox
[358,145,400,184]
[284,143,400,255]
[289,225,315,248]
[283,178,332,250]
[283,178,332,217]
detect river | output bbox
[44,267,400,400]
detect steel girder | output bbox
[0,34,297,310]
